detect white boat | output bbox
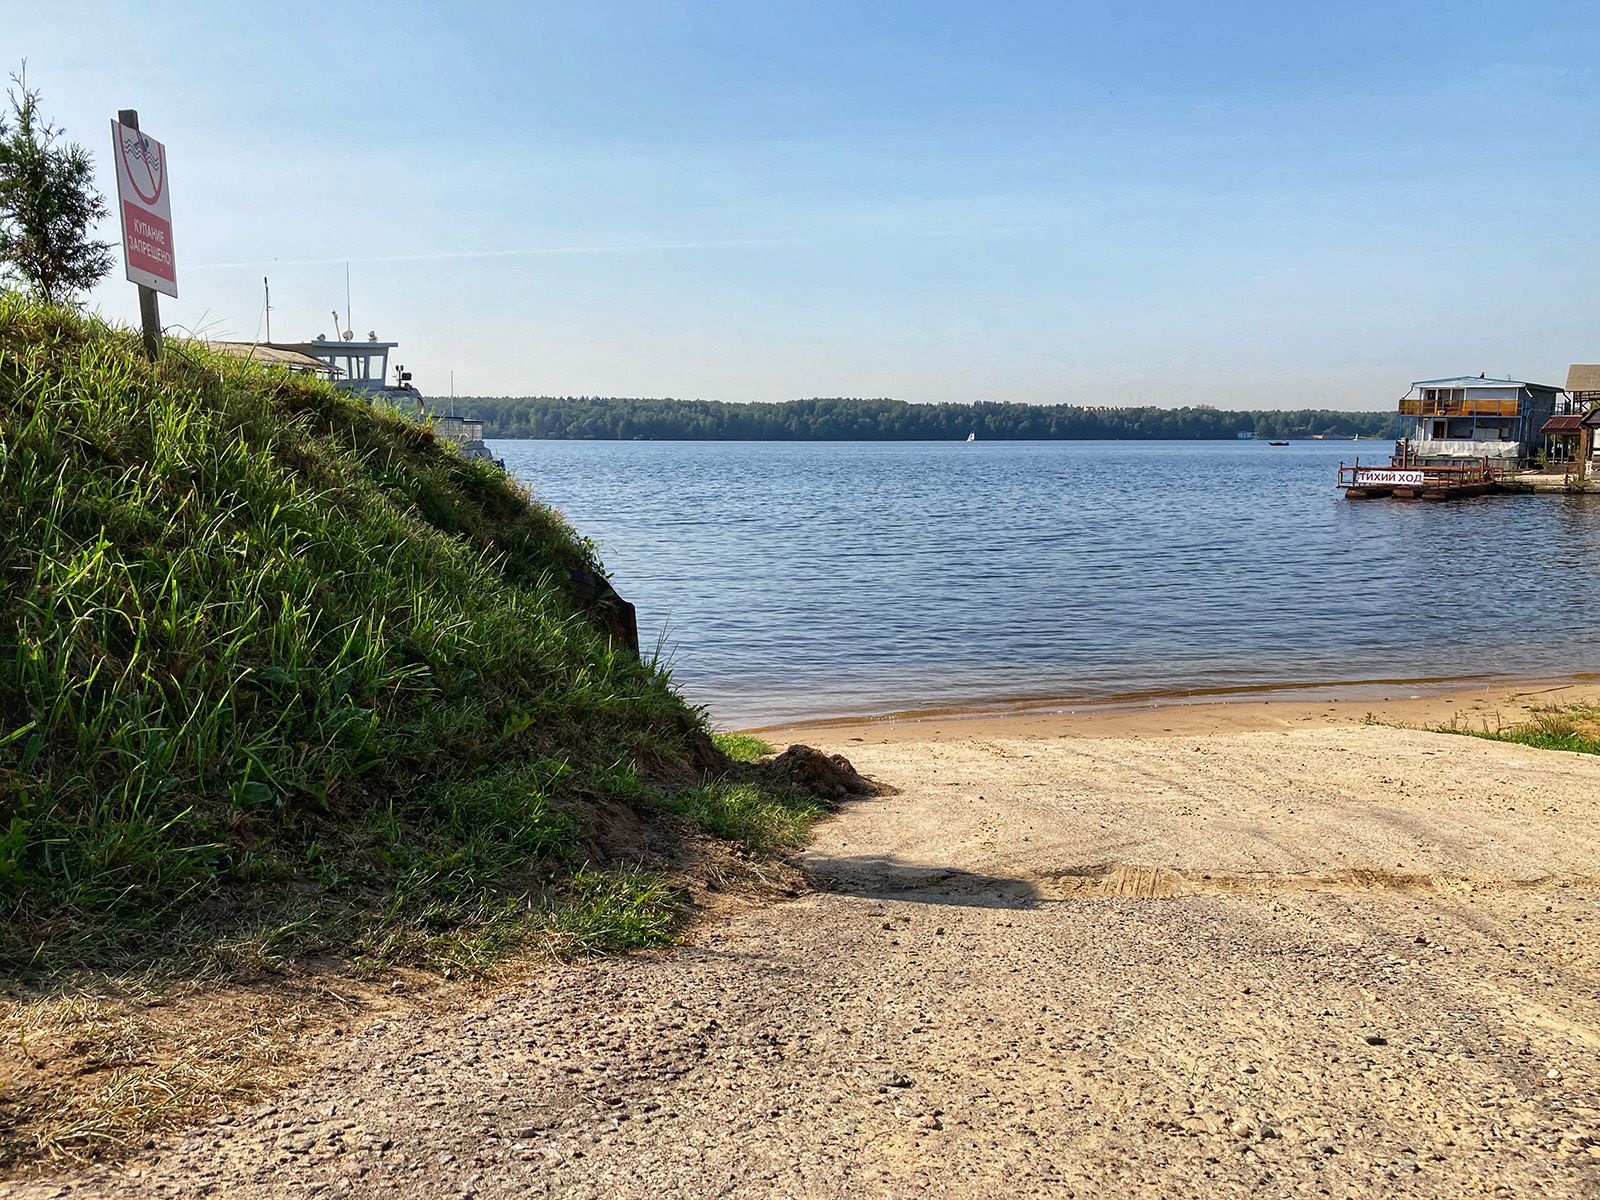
[273,330,498,464]
[966,431,976,443]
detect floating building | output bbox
[1396,375,1563,469]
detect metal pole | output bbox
[117,108,163,361]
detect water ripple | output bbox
[497,440,1600,726]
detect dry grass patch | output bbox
[0,974,372,1169]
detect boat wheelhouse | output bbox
[1397,375,1563,469]
[270,333,403,401]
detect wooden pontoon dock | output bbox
[1336,454,1514,502]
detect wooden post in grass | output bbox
[116,109,164,362]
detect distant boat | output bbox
[1268,440,1290,446]
[966,431,976,442]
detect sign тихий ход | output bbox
[1352,469,1425,486]
[111,119,176,298]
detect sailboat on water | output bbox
[966,430,976,443]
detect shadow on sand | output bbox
[800,854,1039,909]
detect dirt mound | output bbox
[761,744,879,801]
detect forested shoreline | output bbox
[448,395,1400,441]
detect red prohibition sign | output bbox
[118,128,164,206]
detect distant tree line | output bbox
[447,395,1401,442]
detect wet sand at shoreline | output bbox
[756,674,1600,745]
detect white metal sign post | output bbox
[111,110,175,359]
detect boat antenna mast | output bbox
[263,276,272,342]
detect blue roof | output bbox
[1411,374,1563,390]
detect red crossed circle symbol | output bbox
[118,128,164,206]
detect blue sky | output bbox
[6,0,1599,406]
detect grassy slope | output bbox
[0,296,783,974]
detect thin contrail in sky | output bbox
[186,225,1053,271]
[187,235,815,271]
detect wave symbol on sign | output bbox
[119,131,164,206]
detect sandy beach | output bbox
[14,681,1600,1198]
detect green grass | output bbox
[658,780,829,852]
[349,866,682,972]
[710,732,774,763]
[1434,703,1600,757]
[542,867,682,953]
[0,295,720,972]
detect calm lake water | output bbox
[495,440,1600,728]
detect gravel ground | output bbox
[12,718,1600,1199]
